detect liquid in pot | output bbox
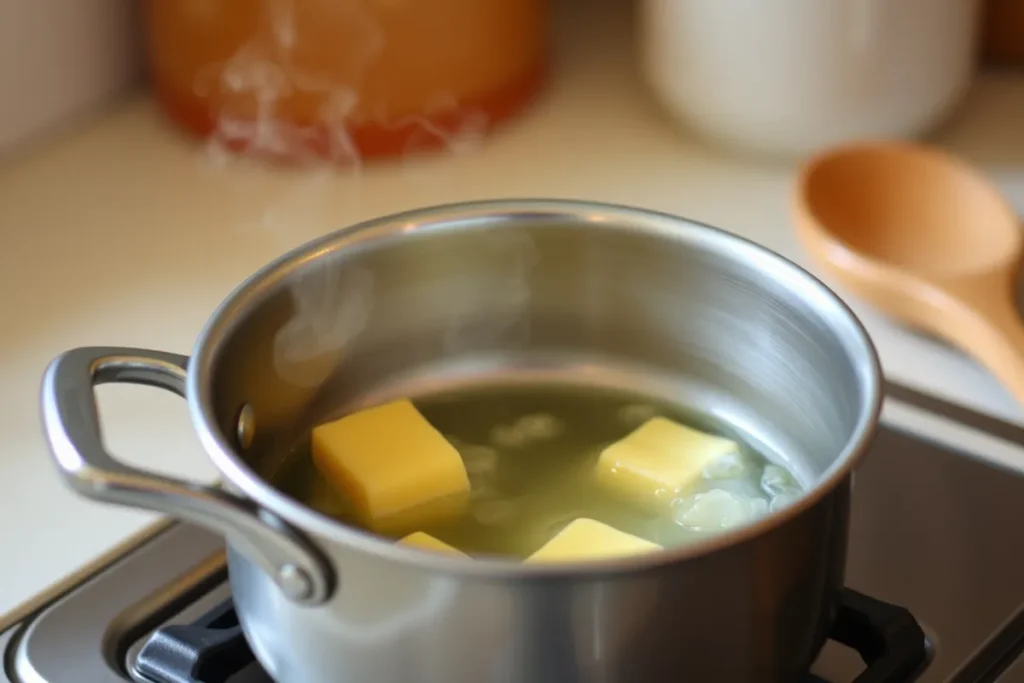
[279,383,804,558]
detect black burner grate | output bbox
[134,588,928,683]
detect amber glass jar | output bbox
[144,0,548,161]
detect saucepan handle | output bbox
[40,346,335,606]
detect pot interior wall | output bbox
[200,213,871,496]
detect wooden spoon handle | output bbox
[935,289,1024,404]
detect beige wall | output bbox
[0,0,143,161]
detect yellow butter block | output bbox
[596,417,739,507]
[311,399,470,529]
[398,531,468,557]
[527,518,661,563]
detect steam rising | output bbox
[443,231,537,353]
[198,0,517,388]
[197,0,381,167]
[197,0,488,168]
[274,266,374,388]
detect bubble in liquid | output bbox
[617,403,659,426]
[462,445,499,477]
[702,451,748,480]
[672,489,769,532]
[761,465,802,498]
[770,493,800,513]
[516,413,563,441]
[490,413,564,449]
[491,424,530,449]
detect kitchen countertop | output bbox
[3,0,1024,620]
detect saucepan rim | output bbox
[187,198,882,580]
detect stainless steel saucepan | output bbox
[40,200,881,683]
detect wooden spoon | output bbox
[792,142,1024,403]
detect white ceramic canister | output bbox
[639,0,981,158]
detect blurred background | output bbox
[3,0,1024,162]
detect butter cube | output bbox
[398,531,468,557]
[527,518,661,563]
[311,399,470,530]
[596,417,739,507]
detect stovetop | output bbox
[3,381,1024,683]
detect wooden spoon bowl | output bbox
[793,142,1024,403]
